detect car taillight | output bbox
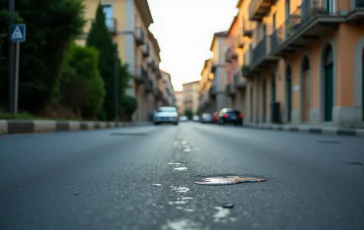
[239,114,243,118]
[223,114,229,118]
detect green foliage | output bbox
[121,95,138,117]
[184,110,193,119]
[0,0,85,113]
[60,44,105,118]
[86,3,130,120]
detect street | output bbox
[1,123,364,230]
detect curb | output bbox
[244,124,364,138]
[0,120,151,135]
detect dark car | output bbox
[217,108,243,126]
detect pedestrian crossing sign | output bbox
[11,24,26,42]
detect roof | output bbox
[147,30,161,62]
[227,15,238,35]
[209,31,228,51]
[236,0,243,8]
[200,59,210,76]
[135,0,154,28]
[182,80,200,86]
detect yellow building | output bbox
[77,0,163,122]
[230,0,364,127]
[182,81,200,113]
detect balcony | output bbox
[249,0,277,21]
[156,68,162,79]
[242,20,253,37]
[142,43,150,58]
[132,65,148,83]
[251,36,279,72]
[209,85,217,98]
[154,87,163,100]
[270,0,345,57]
[144,78,153,93]
[210,63,217,73]
[225,84,236,97]
[236,36,245,49]
[135,27,145,46]
[234,72,247,89]
[148,59,157,72]
[347,0,364,22]
[225,48,231,62]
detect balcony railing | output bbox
[135,27,145,46]
[142,43,150,58]
[144,78,153,93]
[209,85,216,98]
[210,63,217,73]
[132,65,148,83]
[148,59,157,72]
[271,0,342,53]
[225,48,231,62]
[351,0,364,8]
[236,36,245,48]
[242,20,253,37]
[252,36,268,66]
[225,84,236,97]
[249,0,277,21]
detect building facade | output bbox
[203,0,364,128]
[160,70,176,107]
[77,0,164,122]
[174,91,184,115]
[182,81,200,114]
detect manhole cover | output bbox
[110,132,147,136]
[195,176,266,185]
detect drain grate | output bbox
[110,132,147,136]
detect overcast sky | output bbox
[147,0,238,91]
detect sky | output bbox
[147,0,238,91]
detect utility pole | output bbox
[114,46,119,125]
[8,0,15,113]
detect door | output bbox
[324,64,334,121]
[303,71,310,122]
[362,48,364,121]
[262,79,266,122]
[286,67,292,122]
[250,87,253,122]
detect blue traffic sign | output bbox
[11,24,26,42]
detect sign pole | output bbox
[14,42,20,114]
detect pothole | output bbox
[195,176,267,185]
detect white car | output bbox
[193,115,200,122]
[153,107,179,125]
[179,116,188,122]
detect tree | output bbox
[184,110,193,119]
[0,0,85,113]
[60,45,105,118]
[120,96,138,121]
[86,3,130,121]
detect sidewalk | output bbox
[244,123,364,138]
[0,119,151,135]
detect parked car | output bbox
[201,113,213,123]
[212,112,219,123]
[217,108,243,126]
[193,115,200,122]
[179,116,188,122]
[153,107,179,125]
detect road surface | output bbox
[1,122,364,230]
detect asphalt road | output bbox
[1,122,364,230]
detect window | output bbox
[101,3,113,30]
[285,0,290,19]
[273,13,276,30]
